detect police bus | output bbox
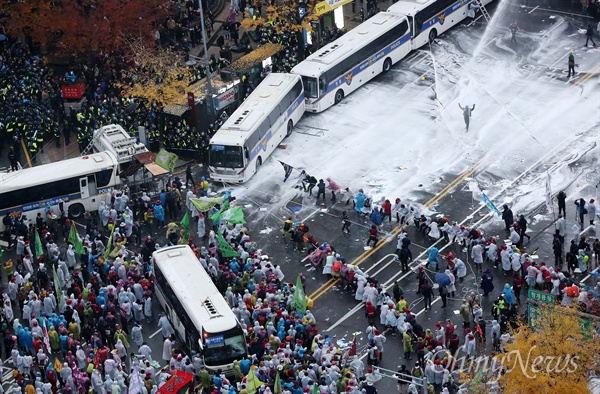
[208,73,305,183]
[291,11,412,113]
[0,152,120,232]
[387,0,493,49]
[152,245,248,374]
[292,0,492,113]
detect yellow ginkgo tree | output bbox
[499,305,600,394]
[241,0,320,35]
[119,40,195,107]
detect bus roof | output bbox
[210,73,301,146]
[0,151,119,191]
[387,0,432,15]
[152,245,239,334]
[291,12,408,78]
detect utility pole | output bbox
[198,0,215,117]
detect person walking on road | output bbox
[458,103,475,131]
[518,214,531,244]
[421,280,433,310]
[510,21,518,44]
[502,204,514,232]
[574,198,587,228]
[585,24,596,47]
[557,190,567,218]
[341,211,351,234]
[568,52,576,78]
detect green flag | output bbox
[68,221,85,254]
[217,230,239,258]
[52,266,63,306]
[210,198,230,221]
[155,148,178,173]
[190,197,224,212]
[292,275,307,314]
[34,227,44,259]
[223,206,246,224]
[273,371,282,394]
[180,212,190,239]
[104,223,116,260]
[312,382,319,394]
[246,366,264,394]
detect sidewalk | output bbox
[191,0,398,62]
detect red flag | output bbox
[344,335,357,366]
[476,322,484,339]
[348,335,357,357]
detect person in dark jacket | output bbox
[518,215,530,244]
[316,179,326,201]
[502,205,514,232]
[557,190,567,218]
[585,24,596,47]
[481,270,494,296]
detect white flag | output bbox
[545,172,552,212]
[128,364,144,394]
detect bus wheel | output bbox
[255,156,262,173]
[68,203,85,219]
[383,58,392,73]
[286,120,293,137]
[428,29,437,44]
[334,89,344,105]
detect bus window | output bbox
[203,326,247,366]
[302,76,319,98]
[208,145,244,169]
[319,76,328,95]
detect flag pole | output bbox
[546,169,556,223]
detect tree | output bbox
[2,0,171,63]
[241,0,320,34]
[498,306,600,394]
[118,41,194,107]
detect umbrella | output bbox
[435,272,451,286]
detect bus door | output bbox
[79,177,89,199]
[87,175,98,196]
[408,15,415,40]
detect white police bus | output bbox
[387,0,493,49]
[152,245,248,374]
[293,0,492,112]
[291,11,412,113]
[208,73,305,183]
[0,151,120,231]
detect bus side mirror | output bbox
[244,147,249,159]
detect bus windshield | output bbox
[209,145,244,168]
[203,328,247,365]
[302,76,319,98]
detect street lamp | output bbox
[198,0,215,117]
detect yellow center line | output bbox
[573,63,600,88]
[309,158,482,300]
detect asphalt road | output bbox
[1,1,598,393]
